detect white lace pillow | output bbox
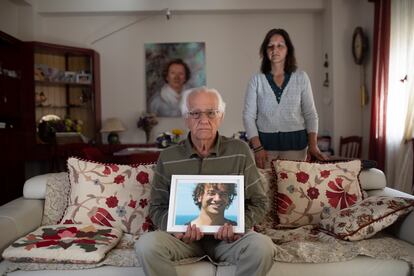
[319,196,414,241]
[42,172,70,225]
[2,224,122,264]
[60,157,155,235]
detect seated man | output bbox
[190,182,238,226]
[135,87,275,276]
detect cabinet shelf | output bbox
[35,104,88,108]
[35,80,92,87]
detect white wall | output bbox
[33,11,324,144]
[1,0,374,158]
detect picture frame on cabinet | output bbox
[76,73,92,84]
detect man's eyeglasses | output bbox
[187,110,221,119]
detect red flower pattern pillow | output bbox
[60,157,155,235]
[271,159,363,228]
[2,224,122,263]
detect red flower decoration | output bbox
[295,171,309,183]
[74,239,96,245]
[103,166,111,175]
[320,170,330,178]
[276,193,294,215]
[110,164,119,172]
[62,219,74,224]
[142,216,154,231]
[114,175,125,184]
[36,240,59,248]
[128,199,137,208]
[137,171,149,184]
[88,207,115,227]
[106,195,119,208]
[307,187,320,200]
[280,172,288,179]
[325,178,357,209]
[139,198,148,208]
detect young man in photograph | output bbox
[190,182,237,226]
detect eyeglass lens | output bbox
[188,110,219,119]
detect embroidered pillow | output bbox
[42,172,70,225]
[319,196,414,241]
[2,224,122,264]
[60,157,155,235]
[271,159,363,228]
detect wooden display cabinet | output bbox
[23,42,101,149]
[0,30,25,205]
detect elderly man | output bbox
[135,87,275,276]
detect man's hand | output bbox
[214,223,241,243]
[173,224,204,244]
[254,149,268,169]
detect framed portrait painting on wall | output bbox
[144,42,206,117]
[167,175,245,234]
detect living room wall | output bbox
[0,0,373,158]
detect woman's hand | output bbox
[308,145,328,161]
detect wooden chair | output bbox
[339,136,362,158]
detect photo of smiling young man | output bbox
[189,183,238,226]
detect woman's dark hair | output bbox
[192,183,237,209]
[259,28,297,74]
[162,58,191,83]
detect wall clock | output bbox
[352,27,368,65]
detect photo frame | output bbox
[167,175,244,234]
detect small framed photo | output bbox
[76,73,92,84]
[167,175,244,234]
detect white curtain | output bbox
[386,0,414,193]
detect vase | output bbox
[144,130,151,143]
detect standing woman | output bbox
[243,28,327,169]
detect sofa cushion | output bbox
[42,172,70,226]
[2,224,122,264]
[60,157,155,235]
[318,196,414,241]
[271,159,363,228]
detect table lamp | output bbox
[100,118,127,144]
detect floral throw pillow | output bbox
[271,159,363,228]
[60,157,155,235]
[2,224,122,264]
[319,196,414,241]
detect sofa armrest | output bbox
[367,187,414,245]
[0,197,44,256]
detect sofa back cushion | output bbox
[60,157,155,235]
[271,159,364,228]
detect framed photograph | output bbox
[167,175,244,234]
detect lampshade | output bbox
[100,118,127,133]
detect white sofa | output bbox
[1,168,414,276]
